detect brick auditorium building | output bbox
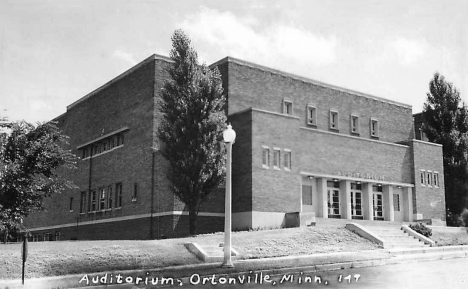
[24,54,446,241]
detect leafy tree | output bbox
[423,72,468,225]
[158,30,227,235]
[0,121,77,241]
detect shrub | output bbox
[409,222,432,238]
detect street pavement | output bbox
[1,245,468,289]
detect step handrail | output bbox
[401,225,436,247]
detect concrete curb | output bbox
[2,245,468,289]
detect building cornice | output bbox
[412,139,443,147]
[67,54,173,111]
[211,56,412,109]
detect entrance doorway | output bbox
[351,183,363,219]
[373,185,384,220]
[327,181,340,218]
[393,187,404,222]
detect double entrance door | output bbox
[327,182,363,219]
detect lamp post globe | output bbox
[223,124,236,143]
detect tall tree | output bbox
[423,72,468,225]
[0,121,77,241]
[158,30,227,235]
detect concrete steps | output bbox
[185,242,240,262]
[365,225,429,249]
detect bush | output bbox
[409,222,432,238]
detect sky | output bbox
[0,0,467,122]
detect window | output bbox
[117,133,124,146]
[350,115,359,134]
[371,118,379,137]
[283,150,291,170]
[283,99,293,115]
[55,231,61,241]
[273,148,280,169]
[69,197,74,212]
[102,141,108,152]
[80,191,86,213]
[307,104,317,126]
[393,194,400,211]
[330,110,339,130]
[107,185,113,209]
[115,183,123,208]
[109,137,115,149]
[262,146,269,168]
[99,188,106,210]
[420,170,426,186]
[427,171,432,187]
[90,190,97,211]
[132,183,138,202]
[302,185,313,205]
[82,148,88,159]
[434,172,439,187]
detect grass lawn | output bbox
[432,229,468,246]
[1,226,377,280]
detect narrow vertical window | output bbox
[99,188,106,210]
[371,118,379,137]
[351,115,359,134]
[262,146,269,168]
[273,148,280,169]
[420,170,426,186]
[80,191,86,213]
[69,197,73,212]
[132,183,138,202]
[91,190,96,211]
[434,172,439,187]
[283,99,293,115]
[330,110,339,130]
[427,171,432,187]
[284,150,291,170]
[108,185,113,209]
[115,183,122,208]
[393,194,400,211]
[307,104,317,126]
[55,232,61,241]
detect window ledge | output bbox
[82,144,124,160]
[262,165,269,169]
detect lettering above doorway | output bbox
[337,171,386,181]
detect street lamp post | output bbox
[222,124,236,268]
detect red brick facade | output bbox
[24,54,446,241]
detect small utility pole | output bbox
[22,232,28,284]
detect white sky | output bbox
[0,0,467,122]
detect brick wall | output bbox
[217,59,414,144]
[25,57,158,233]
[251,110,301,213]
[411,140,446,220]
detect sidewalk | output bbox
[2,245,468,289]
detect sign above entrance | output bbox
[337,171,386,181]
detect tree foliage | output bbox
[157,30,227,235]
[0,121,77,240]
[423,72,468,225]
